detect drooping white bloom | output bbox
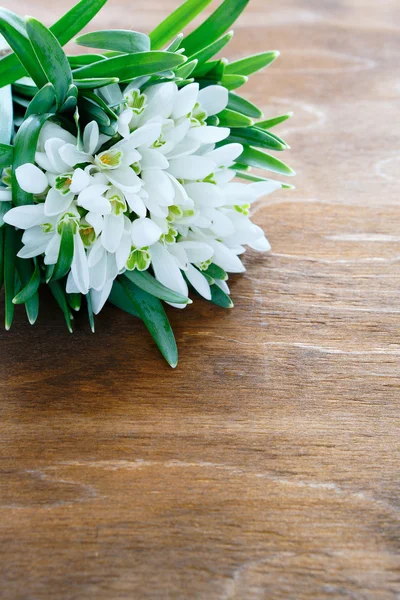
[4,80,283,313]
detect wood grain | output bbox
[0,0,399,598]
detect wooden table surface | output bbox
[1,1,399,598]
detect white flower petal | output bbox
[39,123,76,149]
[85,212,104,236]
[185,263,211,300]
[198,85,229,116]
[207,240,246,273]
[0,189,11,201]
[188,126,230,144]
[207,143,243,167]
[17,242,48,259]
[125,192,147,217]
[249,236,271,251]
[3,203,45,229]
[66,271,80,294]
[90,278,114,314]
[70,168,91,194]
[89,251,108,291]
[88,237,105,268]
[167,156,215,181]
[172,83,199,120]
[78,185,111,214]
[59,144,91,168]
[44,234,61,265]
[44,189,74,217]
[150,242,188,306]
[165,138,200,160]
[35,152,54,173]
[140,148,169,170]
[116,230,131,271]
[249,180,282,200]
[141,82,178,121]
[141,170,175,206]
[83,121,99,155]
[15,164,48,194]
[184,182,225,207]
[45,138,72,173]
[131,217,162,248]
[128,122,162,148]
[101,213,124,253]
[105,168,141,193]
[71,233,89,294]
[177,241,214,264]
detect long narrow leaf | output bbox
[190,31,233,65]
[209,284,233,308]
[73,52,186,81]
[225,51,279,76]
[68,54,105,69]
[15,257,39,324]
[0,143,13,168]
[229,127,288,151]
[76,30,150,54]
[13,257,40,304]
[0,85,13,143]
[4,224,17,329]
[12,113,52,206]
[120,277,178,368]
[235,170,295,189]
[109,280,139,318]
[48,280,73,333]
[218,109,253,128]
[0,8,47,88]
[238,145,296,176]
[182,0,250,57]
[256,112,293,129]
[227,92,262,119]
[26,83,56,118]
[150,0,213,50]
[51,221,75,281]
[0,0,108,88]
[74,77,120,89]
[124,270,190,304]
[26,18,73,108]
[86,293,95,332]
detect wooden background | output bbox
[1,0,399,598]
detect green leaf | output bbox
[76,30,150,54]
[220,73,247,90]
[124,270,190,304]
[256,112,293,129]
[174,59,198,80]
[0,226,3,289]
[68,54,105,69]
[13,257,40,304]
[73,52,186,82]
[0,201,11,228]
[0,8,47,89]
[67,292,81,312]
[227,92,262,119]
[0,143,13,168]
[229,127,288,151]
[86,293,95,332]
[204,263,228,281]
[74,77,120,89]
[109,280,139,318]
[12,113,52,206]
[26,83,57,118]
[235,170,294,188]
[0,0,108,87]
[209,284,233,308]
[120,277,178,368]
[218,109,253,128]
[15,257,39,324]
[238,145,296,176]
[190,31,233,65]
[0,85,13,143]
[183,0,250,57]
[150,0,213,50]
[26,18,73,108]
[165,34,183,53]
[81,90,118,120]
[4,224,17,330]
[48,280,73,333]
[51,220,75,281]
[225,51,279,76]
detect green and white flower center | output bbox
[126,247,151,271]
[55,173,73,196]
[124,88,147,115]
[95,148,123,170]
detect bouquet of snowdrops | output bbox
[0,0,294,366]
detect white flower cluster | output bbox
[3,81,280,313]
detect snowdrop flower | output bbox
[4,80,283,314]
